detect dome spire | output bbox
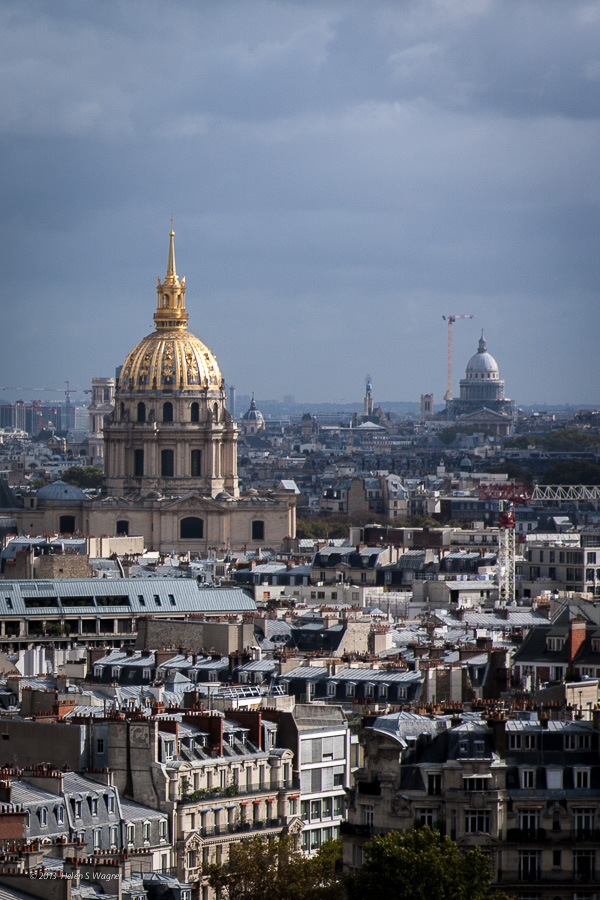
[166,216,177,280]
[154,222,188,332]
[478,331,487,353]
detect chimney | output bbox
[568,617,587,663]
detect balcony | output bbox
[506,827,546,842]
[498,870,599,886]
[199,817,286,837]
[181,778,300,804]
[340,822,373,838]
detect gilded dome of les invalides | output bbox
[118,226,222,393]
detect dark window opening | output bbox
[163,402,173,423]
[161,449,174,477]
[181,517,204,539]
[191,449,201,477]
[252,520,265,541]
[116,520,129,536]
[59,515,76,534]
[137,402,146,423]
[191,402,200,423]
[134,449,144,477]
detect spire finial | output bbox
[154,222,188,331]
[167,219,176,279]
[478,331,487,353]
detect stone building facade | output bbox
[10,228,296,552]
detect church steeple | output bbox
[154,221,188,332]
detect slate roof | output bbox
[0,579,256,617]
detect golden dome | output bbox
[118,226,223,392]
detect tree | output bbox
[345,827,505,900]
[207,835,343,900]
[61,465,104,489]
[541,460,600,486]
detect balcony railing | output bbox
[181,778,300,804]
[506,827,546,842]
[199,818,285,837]
[498,870,599,885]
[340,822,373,837]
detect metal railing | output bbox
[181,778,300,804]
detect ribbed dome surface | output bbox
[466,333,499,377]
[119,329,222,392]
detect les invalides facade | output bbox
[16,229,297,552]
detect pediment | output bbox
[286,816,305,835]
[163,493,213,510]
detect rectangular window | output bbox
[574,850,595,882]
[575,769,591,789]
[428,773,441,796]
[134,448,144,477]
[465,810,491,834]
[521,769,535,789]
[161,448,174,477]
[518,809,540,835]
[518,850,541,882]
[252,520,265,541]
[573,808,595,839]
[191,449,201,477]
[415,808,435,827]
[361,805,374,827]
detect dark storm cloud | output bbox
[0,0,599,407]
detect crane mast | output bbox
[442,314,474,401]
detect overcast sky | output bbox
[1,0,599,410]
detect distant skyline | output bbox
[1,1,599,407]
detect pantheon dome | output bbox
[448,331,513,420]
[103,227,238,500]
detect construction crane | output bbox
[442,314,474,401]
[0,384,90,397]
[479,484,533,606]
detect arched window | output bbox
[137,402,146,423]
[213,403,219,423]
[163,402,173,422]
[59,515,76,534]
[161,449,174,477]
[191,449,201,477]
[180,517,204,539]
[190,402,200,423]
[116,520,129,536]
[252,520,265,541]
